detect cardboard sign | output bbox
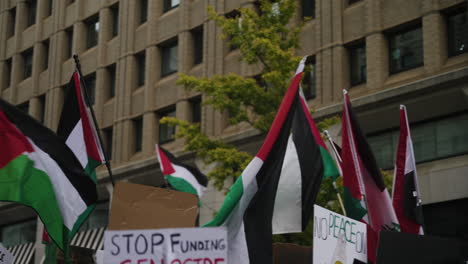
[104,227,227,264]
[0,243,14,264]
[313,205,367,264]
[108,182,198,230]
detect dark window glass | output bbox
[348,0,362,5]
[26,0,37,27]
[349,43,366,86]
[190,97,202,123]
[133,118,143,153]
[108,64,116,98]
[192,26,204,65]
[160,40,178,77]
[86,16,99,49]
[84,73,96,105]
[136,52,145,87]
[164,0,180,12]
[388,25,423,74]
[23,49,33,79]
[369,113,468,170]
[301,58,316,100]
[447,8,468,57]
[0,220,37,247]
[5,58,12,88]
[38,94,46,123]
[65,27,73,59]
[139,0,148,24]
[302,0,315,18]
[158,108,176,144]
[103,127,113,160]
[46,0,53,17]
[43,40,49,71]
[111,4,119,37]
[7,8,16,38]
[17,102,30,114]
[67,0,75,5]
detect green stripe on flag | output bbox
[203,176,244,227]
[343,187,367,221]
[166,175,198,197]
[84,157,101,183]
[0,155,66,248]
[319,146,340,181]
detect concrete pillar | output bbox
[423,13,446,73]
[366,32,388,90]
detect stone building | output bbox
[0,0,467,262]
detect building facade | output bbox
[0,0,467,262]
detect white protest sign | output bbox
[313,205,367,264]
[0,243,14,264]
[104,227,227,264]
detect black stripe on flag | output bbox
[0,98,98,206]
[159,146,208,187]
[403,171,424,225]
[57,75,81,140]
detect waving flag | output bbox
[341,90,399,262]
[203,57,339,264]
[393,105,424,234]
[0,98,97,251]
[156,144,208,198]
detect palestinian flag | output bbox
[57,71,105,182]
[156,144,208,198]
[341,90,399,262]
[204,57,339,264]
[392,105,424,234]
[0,98,97,251]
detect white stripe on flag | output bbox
[272,134,302,234]
[27,140,87,230]
[65,120,87,169]
[172,164,206,197]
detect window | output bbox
[158,107,176,144]
[83,73,96,105]
[192,26,204,65]
[38,94,46,123]
[65,27,73,59]
[4,58,12,88]
[108,64,116,99]
[447,8,468,57]
[86,16,99,49]
[302,0,315,18]
[45,0,53,17]
[111,3,119,38]
[103,127,113,160]
[136,51,145,87]
[0,220,37,247]
[139,0,148,24]
[348,42,366,86]
[133,117,143,153]
[301,57,316,100]
[43,40,49,71]
[348,0,362,5]
[368,112,468,170]
[164,0,180,12]
[388,24,423,74]
[6,8,16,38]
[190,97,202,123]
[26,0,37,27]
[160,40,178,77]
[23,49,33,80]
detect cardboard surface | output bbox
[108,182,198,230]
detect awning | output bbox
[70,227,105,251]
[7,242,35,264]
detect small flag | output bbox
[156,144,208,198]
[392,105,424,234]
[0,98,97,251]
[203,57,339,264]
[341,90,399,262]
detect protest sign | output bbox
[0,243,14,264]
[104,227,227,264]
[313,205,367,264]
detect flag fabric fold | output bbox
[340,90,399,262]
[0,98,97,251]
[392,105,424,234]
[156,144,208,198]
[204,57,339,264]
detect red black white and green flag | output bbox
[0,98,98,251]
[341,90,399,262]
[156,144,208,198]
[57,71,105,183]
[392,105,424,234]
[203,57,339,264]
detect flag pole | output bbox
[73,54,115,187]
[323,130,346,216]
